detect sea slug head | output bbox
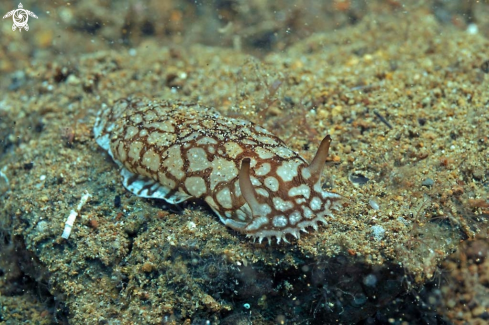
[237,135,342,244]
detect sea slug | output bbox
[94,98,342,243]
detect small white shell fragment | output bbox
[61,191,92,239]
[61,210,78,239]
[368,199,379,210]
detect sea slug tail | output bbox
[93,98,134,153]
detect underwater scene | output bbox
[0,0,488,324]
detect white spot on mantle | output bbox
[276,159,302,182]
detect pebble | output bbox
[472,305,485,317]
[422,178,434,187]
[370,225,385,241]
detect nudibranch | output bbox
[94,98,342,243]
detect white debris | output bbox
[363,274,377,287]
[466,23,478,35]
[397,216,410,226]
[368,199,379,210]
[370,225,385,242]
[0,167,9,195]
[61,191,92,239]
[0,166,8,180]
[61,210,78,239]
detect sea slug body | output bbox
[94,98,342,243]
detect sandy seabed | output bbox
[0,1,488,324]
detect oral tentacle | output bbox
[305,134,332,185]
[239,158,265,217]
